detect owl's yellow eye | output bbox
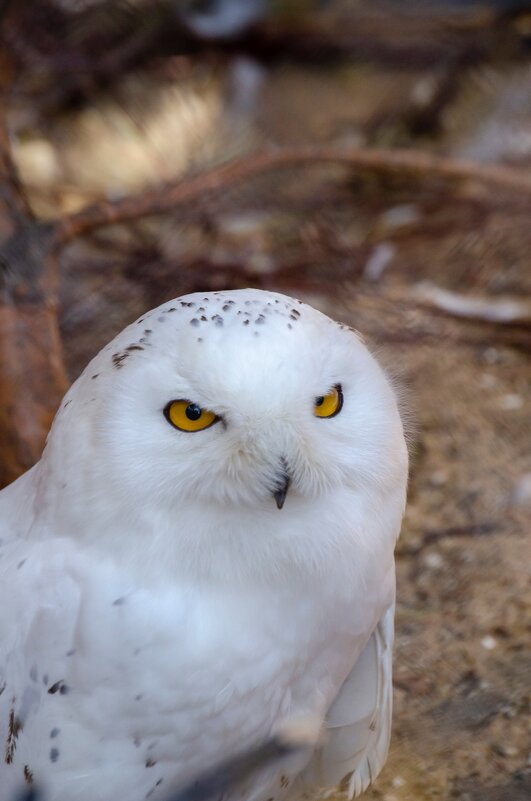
[314,384,343,419]
[164,400,219,432]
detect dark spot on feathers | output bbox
[289,314,298,321]
[66,649,76,657]
[157,316,166,323]
[29,667,37,682]
[17,559,26,569]
[91,374,99,380]
[144,329,152,335]
[135,693,143,701]
[0,682,5,696]
[6,708,22,764]
[287,323,292,330]
[146,758,157,768]
[145,779,163,800]
[212,315,223,327]
[200,315,208,322]
[50,747,59,763]
[190,319,200,328]
[126,345,144,352]
[243,319,249,326]
[50,728,60,738]
[222,304,232,311]
[42,675,48,686]
[165,307,177,312]
[280,775,290,788]
[112,352,129,369]
[113,597,126,606]
[180,301,195,308]
[255,315,265,324]
[197,338,203,343]
[63,400,72,409]
[24,765,33,785]
[137,318,144,324]
[290,308,301,317]
[48,681,69,695]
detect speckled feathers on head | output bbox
[40,288,407,577]
[55,288,364,440]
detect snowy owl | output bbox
[0,289,408,801]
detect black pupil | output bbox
[315,396,324,406]
[185,403,202,421]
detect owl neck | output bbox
[8,455,394,590]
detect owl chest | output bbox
[7,565,364,801]
[67,578,357,737]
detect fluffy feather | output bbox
[0,289,408,801]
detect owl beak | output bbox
[273,462,291,510]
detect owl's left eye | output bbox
[314,384,343,418]
[164,400,219,432]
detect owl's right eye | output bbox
[164,400,219,432]
[314,384,343,419]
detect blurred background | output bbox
[0,1,530,800]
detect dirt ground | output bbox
[2,2,530,800]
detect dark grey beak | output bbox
[273,468,290,510]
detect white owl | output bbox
[0,289,408,801]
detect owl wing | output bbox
[300,603,394,799]
[0,534,82,798]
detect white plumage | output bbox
[0,289,408,801]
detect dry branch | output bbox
[0,102,69,487]
[396,523,498,557]
[53,146,531,246]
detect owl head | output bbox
[39,289,408,578]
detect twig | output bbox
[52,146,531,246]
[397,523,498,557]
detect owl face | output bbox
[57,290,407,518]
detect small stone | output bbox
[423,552,444,570]
[429,470,448,487]
[482,347,501,365]
[480,372,497,389]
[498,393,523,410]
[364,242,395,282]
[510,473,531,509]
[481,635,497,650]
